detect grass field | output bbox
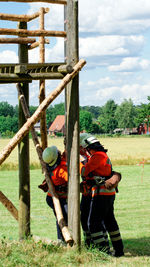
[0,136,150,170]
[0,136,150,266]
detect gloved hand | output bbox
[38,179,48,192]
[104,172,121,190]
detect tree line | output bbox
[0,96,149,137]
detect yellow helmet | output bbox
[42,146,58,166]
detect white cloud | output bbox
[29,38,64,63]
[29,80,65,106]
[28,3,64,31]
[79,0,150,34]
[79,35,144,58]
[108,57,150,72]
[0,84,18,105]
[80,76,150,106]
[87,77,113,86]
[0,50,18,63]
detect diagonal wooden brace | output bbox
[0,191,18,221]
[17,83,73,245]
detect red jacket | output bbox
[81,151,112,178]
[81,151,115,197]
[47,159,68,198]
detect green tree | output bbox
[79,110,93,132]
[29,106,38,116]
[81,106,102,119]
[115,99,136,129]
[0,115,18,134]
[0,102,15,117]
[91,122,102,134]
[14,105,19,117]
[98,100,118,133]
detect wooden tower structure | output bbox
[0,0,86,247]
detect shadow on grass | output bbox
[123,237,150,257]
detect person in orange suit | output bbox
[42,145,68,243]
[80,133,124,256]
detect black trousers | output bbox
[80,194,109,250]
[80,194,124,254]
[99,195,124,254]
[46,195,68,241]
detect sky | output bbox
[0,0,150,107]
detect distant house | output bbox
[113,123,149,135]
[49,115,65,136]
[34,122,41,134]
[34,121,48,134]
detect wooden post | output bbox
[39,7,47,150]
[18,21,30,240]
[65,0,80,247]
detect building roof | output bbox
[49,115,65,132]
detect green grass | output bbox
[0,169,57,241]
[1,165,150,266]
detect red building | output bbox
[137,123,150,134]
[143,123,150,134]
[49,115,65,136]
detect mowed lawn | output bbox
[0,165,150,266]
[0,136,150,266]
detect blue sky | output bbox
[0,0,150,107]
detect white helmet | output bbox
[80,133,99,148]
[42,146,58,166]
[80,133,90,146]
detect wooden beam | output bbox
[28,38,49,50]
[15,65,27,74]
[17,83,73,245]
[0,28,66,37]
[39,7,47,150]
[0,58,86,164]
[0,37,36,44]
[0,0,67,4]
[0,191,18,221]
[0,8,49,22]
[0,73,65,82]
[0,62,70,69]
[57,64,73,73]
